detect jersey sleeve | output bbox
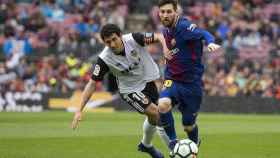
[180,21,215,44]
[132,32,155,46]
[91,57,109,81]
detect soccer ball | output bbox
[170,139,198,158]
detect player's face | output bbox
[103,33,124,54]
[159,4,177,27]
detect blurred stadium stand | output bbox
[0,0,279,112]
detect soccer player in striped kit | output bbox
[156,0,221,153]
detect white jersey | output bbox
[98,33,160,94]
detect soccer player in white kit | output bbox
[71,24,170,158]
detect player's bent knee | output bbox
[145,103,158,114]
[145,104,160,119]
[145,112,159,125]
[158,98,172,113]
[184,125,195,132]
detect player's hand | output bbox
[163,49,173,60]
[71,111,82,130]
[207,43,221,52]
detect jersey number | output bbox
[93,64,101,76]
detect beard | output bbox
[112,48,121,54]
[161,17,175,28]
[112,47,124,55]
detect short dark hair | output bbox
[100,24,121,40]
[158,0,178,10]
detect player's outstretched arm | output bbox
[182,26,221,52]
[132,32,173,60]
[195,29,221,52]
[71,79,96,130]
[153,33,173,60]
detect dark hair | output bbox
[158,0,178,10]
[4,25,15,38]
[100,24,121,40]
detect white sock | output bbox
[156,126,171,150]
[141,117,156,147]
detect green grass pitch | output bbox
[0,111,279,158]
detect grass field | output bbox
[0,111,279,158]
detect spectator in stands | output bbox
[3,25,32,69]
[0,0,279,100]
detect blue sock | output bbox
[159,111,177,141]
[187,125,198,144]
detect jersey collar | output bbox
[172,15,180,28]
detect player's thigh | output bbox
[178,95,202,126]
[140,82,161,117]
[142,81,159,104]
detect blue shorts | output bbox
[160,80,203,126]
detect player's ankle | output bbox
[168,139,178,150]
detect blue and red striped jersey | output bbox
[162,16,215,83]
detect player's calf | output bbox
[158,97,177,144]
